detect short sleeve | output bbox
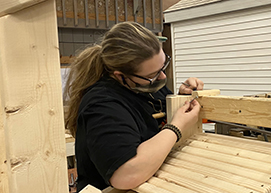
[81,100,141,185]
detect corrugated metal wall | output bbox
[171,6,271,96]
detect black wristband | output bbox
[161,124,182,142]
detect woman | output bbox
[64,21,203,192]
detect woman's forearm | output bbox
[109,129,177,189]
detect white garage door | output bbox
[171,6,271,96]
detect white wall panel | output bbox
[172,5,271,96]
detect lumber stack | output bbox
[133,133,271,193]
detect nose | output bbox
[157,71,166,80]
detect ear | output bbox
[113,71,125,83]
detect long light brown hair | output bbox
[64,22,161,137]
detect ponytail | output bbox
[64,45,104,137]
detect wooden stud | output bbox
[0,0,68,192]
[0,0,46,17]
[0,96,10,193]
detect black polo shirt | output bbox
[75,75,172,192]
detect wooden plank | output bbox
[166,95,203,149]
[0,0,46,17]
[134,182,173,193]
[0,0,68,192]
[164,156,269,192]
[0,95,9,193]
[79,185,102,193]
[102,187,135,193]
[192,90,220,97]
[192,133,271,154]
[183,138,271,163]
[198,95,271,128]
[158,163,259,193]
[147,177,197,193]
[169,148,271,184]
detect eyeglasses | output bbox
[131,54,171,85]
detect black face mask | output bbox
[122,75,167,93]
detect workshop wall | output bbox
[164,0,271,96]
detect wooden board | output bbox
[0,94,9,193]
[83,133,271,193]
[129,133,271,193]
[198,95,271,128]
[166,95,203,148]
[0,0,46,17]
[0,0,68,192]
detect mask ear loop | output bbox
[121,75,127,85]
[121,75,132,90]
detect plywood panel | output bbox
[0,0,68,192]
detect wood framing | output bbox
[129,92,271,193]
[0,95,9,193]
[0,0,68,192]
[94,91,271,193]
[0,0,46,17]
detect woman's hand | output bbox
[170,99,201,133]
[179,77,204,95]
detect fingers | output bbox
[179,78,204,95]
[185,77,204,91]
[190,100,201,113]
[182,99,200,114]
[196,79,204,90]
[182,101,191,112]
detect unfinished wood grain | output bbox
[155,170,224,193]
[102,187,135,193]
[79,185,102,193]
[158,163,258,193]
[165,157,269,192]
[134,182,172,193]
[178,145,271,174]
[166,95,203,149]
[0,95,9,193]
[192,89,220,97]
[192,133,271,154]
[168,150,271,184]
[0,0,68,192]
[198,95,271,128]
[183,138,271,163]
[147,177,198,193]
[0,0,45,17]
